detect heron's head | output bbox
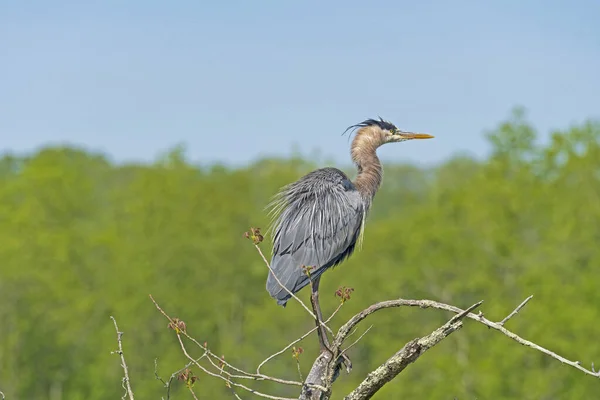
[344,117,434,145]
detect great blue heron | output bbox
[265,117,433,351]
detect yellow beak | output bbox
[399,132,435,139]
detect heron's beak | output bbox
[399,132,435,139]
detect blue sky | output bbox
[1,1,599,167]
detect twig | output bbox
[436,301,599,378]
[110,316,135,400]
[0,390,5,400]
[184,335,264,382]
[154,358,167,387]
[499,295,533,326]
[328,302,344,324]
[336,299,442,346]
[446,301,485,324]
[341,325,373,356]
[254,244,335,338]
[257,302,343,374]
[254,244,317,320]
[343,326,361,342]
[155,358,201,400]
[296,357,304,382]
[466,306,599,378]
[203,351,301,386]
[257,326,320,375]
[229,387,244,400]
[175,335,295,400]
[188,387,199,400]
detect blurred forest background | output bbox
[1,108,599,399]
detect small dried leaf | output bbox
[335,286,355,304]
[168,317,187,334]
[244,227,264,245]
[291,346,304,360]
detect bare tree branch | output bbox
[110,316,135,400]
[432,298,599,379]
[343,301,483,400]
[172,329,295,400]
[300,295,599,400]
[150,294,302,400]
[335,299,440,346]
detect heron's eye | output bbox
[389,128,397,135]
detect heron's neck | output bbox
[351,131,384,209]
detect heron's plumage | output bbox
[266,167,365,306]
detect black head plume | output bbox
[342,116,398,136]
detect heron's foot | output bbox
[323,348,352,373]
[340,353,352,373]
[330,352,353,382]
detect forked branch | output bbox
[300,295,599,400]
[343,301,483,400]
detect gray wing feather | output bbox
[266,168,364,306]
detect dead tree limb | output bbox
[342,301,482,400]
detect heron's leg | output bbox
[309,276,330,351]
[310,277,353,373]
